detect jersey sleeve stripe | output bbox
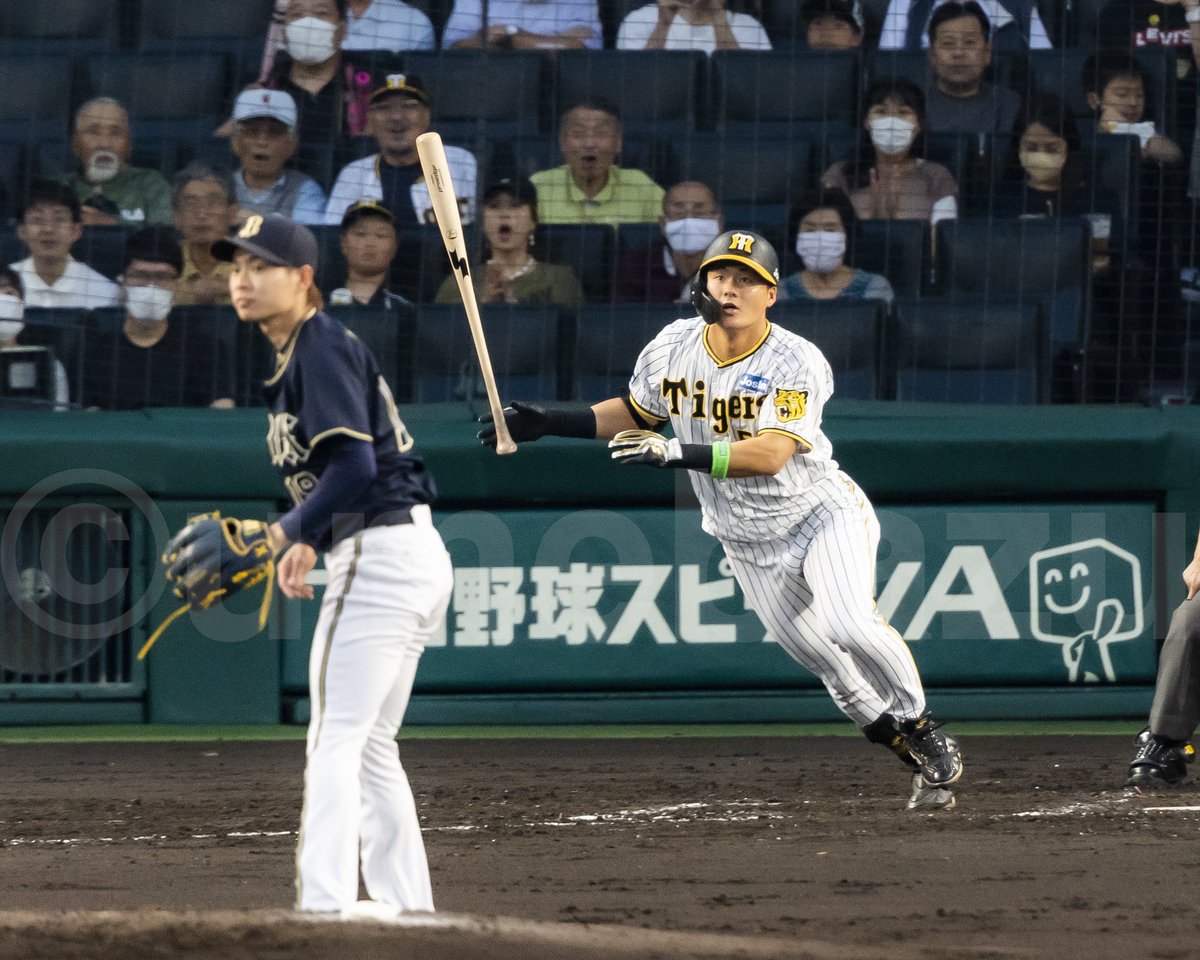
[628,394,667,422]
[309,426,375,447]
[759,427,812,451]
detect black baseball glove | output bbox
[139,512,276,660]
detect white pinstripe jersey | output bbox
[629,316,841,551]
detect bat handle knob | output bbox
[496,440,518,456]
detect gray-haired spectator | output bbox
[66,98,173,227]
[230,88,328,226]
[171,164,238,306]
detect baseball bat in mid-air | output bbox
[415,131,517,456]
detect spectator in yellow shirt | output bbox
[530,99,664,226]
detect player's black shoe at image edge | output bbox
[1125,727,1195,791]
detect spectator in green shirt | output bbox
[530,99,664,226]
[436,177,582,310]
[65,98,173,228]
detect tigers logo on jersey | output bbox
[774,388,808,423]
[728,233,755,253]
[267,412,310,467]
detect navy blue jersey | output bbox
[263,310,435,549]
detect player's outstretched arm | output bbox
[609,430,798,479]
[477,397,640,447]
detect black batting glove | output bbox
[477,400,550,447]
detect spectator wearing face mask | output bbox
[988,98,1122,273]
[822,78,959,223]
[435,178,581,311]
[780,190,894,306]
[230,88,328,225]
[11,180,120,309]
[65,98,173,227]
[614,180,724,302]
[82,228,236,411]
[0,266,70,408]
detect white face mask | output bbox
[86,150,122,184]
[125,284,173,324]
[0,294,24,341]
[663,217,721,254]
[795,230,846,273]
[286,16,338,65]
[868,116,917,155]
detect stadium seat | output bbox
[137,0,273,74]
[411,304,560,403]
[770,299,886,400]
[1079,131,1141,252]
[935,217,1091,349]
[0,0,121,55]
[1069,0,1110,42]
[74,228,126,284]
[399,51,544,139]
[0,143,27,222]
[676,133,810,206]
[892,298,1045,404]
[82,53,232,122]
[571,302,693,402]
[0,57,72,148]
[537,224,615,303]
[82,306,239,410]
[0,226,23,267]
[553,50,706,135]
[714,51,860,136]
[719,203,790,264]
[854,219,929,299]
[333,305,412,400]
[18,308,87,408]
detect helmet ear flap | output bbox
[690,271,723,324]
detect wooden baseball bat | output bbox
[415,131,517,455]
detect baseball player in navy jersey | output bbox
[481,229,962,810]
[213,214,453,913]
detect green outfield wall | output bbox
[1,401,1198,725]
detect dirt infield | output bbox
[0,733,1195,959]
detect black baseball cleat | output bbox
[900,714,963,788]
[906,772,956,812]
[1125,728,1195,790]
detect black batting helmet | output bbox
[689,230,780,324]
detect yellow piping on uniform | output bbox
[703,323,772,368]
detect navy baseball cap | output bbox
[212,214,319,270]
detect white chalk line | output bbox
[1007,797,1200,819]
[0,800,787,848]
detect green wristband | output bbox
[710,441,731,480]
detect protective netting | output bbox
[0,0,1194,408]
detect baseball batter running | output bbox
[214,214,453,913]
[480,230,962,810]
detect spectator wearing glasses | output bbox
[172,164,239,307]
[10,180,120,310]
[82,227,236,411]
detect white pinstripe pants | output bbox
[296,508,453,913]
[726,477,926,727]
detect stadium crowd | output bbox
[0,0,1196,408]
